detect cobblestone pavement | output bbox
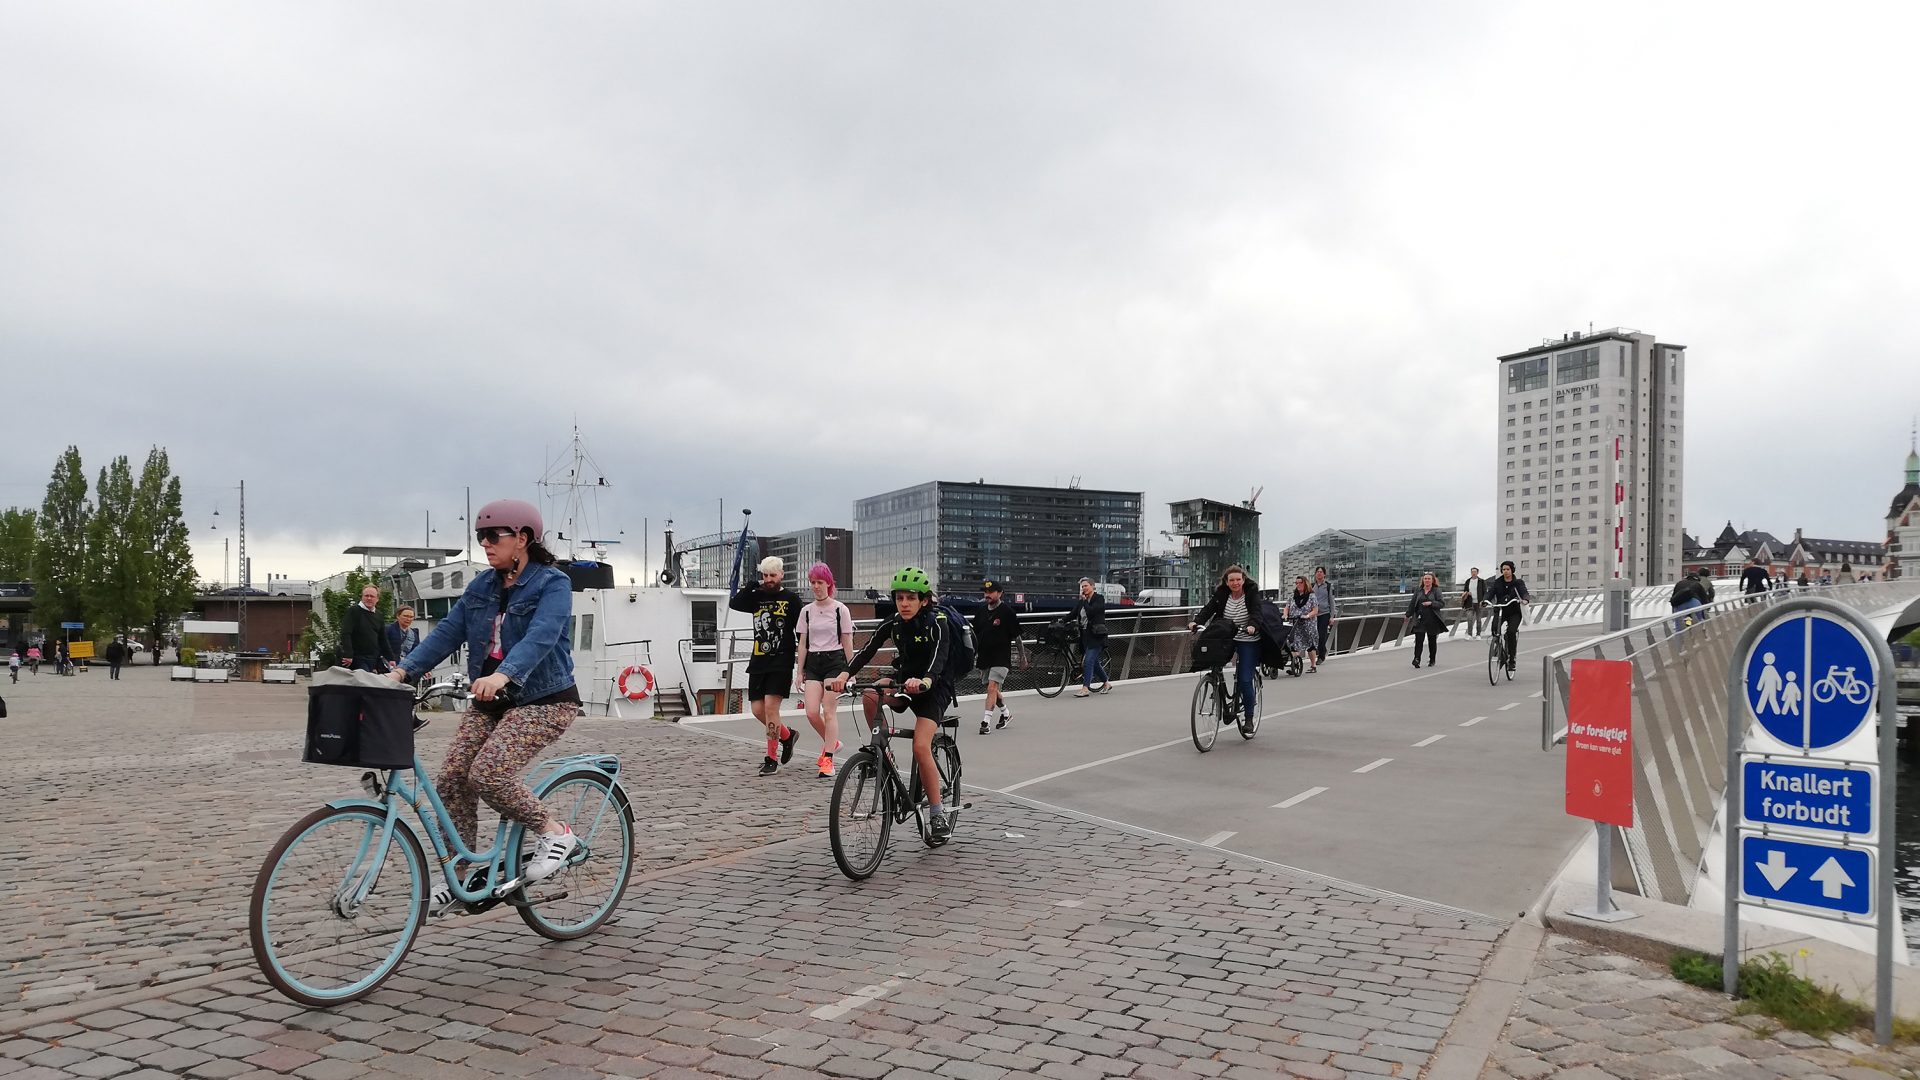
[0,668,815,1023]
[1,665,1508,1078]
[1482,935,1920,1080]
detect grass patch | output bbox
[1670,949,1901,1040]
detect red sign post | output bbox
[1565,658,1633,827]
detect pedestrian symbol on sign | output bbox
[1755,653,1791,717]
[1743,614,1877,751]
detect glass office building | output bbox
[1278,527,1458,596]
[853,481,1143,598]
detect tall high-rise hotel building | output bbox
[1496,328,1685,589]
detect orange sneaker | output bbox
[817,752,835,779]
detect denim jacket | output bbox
[401,562,575,700]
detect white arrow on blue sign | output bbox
[1739,834,1874,917]
[1743,612,1877,751]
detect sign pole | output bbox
[1564,658,1636,922]
[1722,595,1896,1044]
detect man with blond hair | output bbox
[730,556,804,775]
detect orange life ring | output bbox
[618,665,654,701]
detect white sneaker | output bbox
[524,825,577,882]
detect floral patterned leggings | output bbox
[436,702,577,849]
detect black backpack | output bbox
[932,602,976,684]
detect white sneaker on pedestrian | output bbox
[524,824,577,882]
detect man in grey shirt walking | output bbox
[1312,567,1335,664]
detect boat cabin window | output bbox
[691,600,718,660]
[431,572,444,590]
[578,613,594,649]
[450,571,463,589]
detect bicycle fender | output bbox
[323,797,392,815]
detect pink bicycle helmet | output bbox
[473,498,543,539]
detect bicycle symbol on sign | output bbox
[1811,665,1872,706]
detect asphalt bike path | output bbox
[697,623,1602,920]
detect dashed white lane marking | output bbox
[1354,758,1393,774]
[1199,830,1237,847]
[1460,716,1487,727]
[1499,702,1522,711]
[1272,786,1329,809]
[1529,691,1543,699]
[811,974,909,1020]
[1413,734,1446,748]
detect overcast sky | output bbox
[3,2,1916,589]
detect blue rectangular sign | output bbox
[1741,760,1873,836]
[59,621,85,629]
[1739,835,1873,918]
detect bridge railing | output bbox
[1537,580,1920,905]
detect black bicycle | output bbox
[1189,625,1261,753]
[1485,600,1523,685]
[1030,619,1112,699]
[828,680,967,880]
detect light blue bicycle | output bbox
[248,680,634,1007]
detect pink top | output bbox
[799,600,851,651]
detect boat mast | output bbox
[538,425,616,562]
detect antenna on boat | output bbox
[538,425,617,562]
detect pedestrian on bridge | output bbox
[1741,557,1770,603]
[1460,567,1487,637]
[1312,567,1335,665]
[1405,572,1446,668]
[1286,576,1319,673]
[1069,578,1108,697]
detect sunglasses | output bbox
[476,527,519,545]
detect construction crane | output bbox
[1243,486,1262,510]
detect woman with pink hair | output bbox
[794,562,854,778]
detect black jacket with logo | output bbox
[728,583,803,674]
[973,603,1021,669]
[848,605,951,685]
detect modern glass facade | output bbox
[763,526,854,589]
[853,481,1143,598]
[1169,499,1261,600]
[1278,527,1458,596]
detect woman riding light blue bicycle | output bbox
[388,498,583,901]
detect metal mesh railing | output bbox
[1539,580,1920,904]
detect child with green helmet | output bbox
[834,566,958,842]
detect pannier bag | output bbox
[1190,625,1236,672]
[305,666,417,768]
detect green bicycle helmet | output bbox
[889,566,932,595]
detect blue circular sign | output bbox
[1744,613,1877,750]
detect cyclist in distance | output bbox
[794,562,854,779]
[1488,560,1532,671]
[387,498,581,889]
[1190,565,1266,726]
[832,567,956,841]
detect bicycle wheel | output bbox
[928,736,962,845]
[1487,634,1500,686]
[1240,667,1262,740]
[1033,647,1068,699]
[829,750,892,880]
[517,770,635,940]
[1190,675,1221,753]
[250,805,428,1007]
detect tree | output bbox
[134,448,196,659]
[31,447,90,629]
[298,568,396,667]
[0,507,34,580]
[85,455,153,638]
